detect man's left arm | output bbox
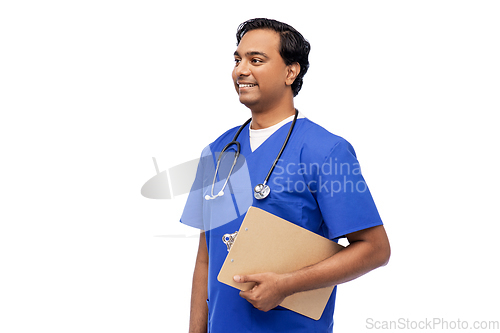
[234,224,390,312]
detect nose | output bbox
[234,59,251,77]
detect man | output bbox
[181,18,390,333]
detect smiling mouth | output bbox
[238,83,257,88]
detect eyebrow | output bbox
[233,50,269,59]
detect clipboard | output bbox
[217,206,344,320]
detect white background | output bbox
[1,1,499,332]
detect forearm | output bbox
[280,225,390,297]
[188,233,209,333]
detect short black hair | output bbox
[236,18,310,97]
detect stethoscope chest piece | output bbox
[254,183,270,200]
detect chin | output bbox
[239,96,259,108]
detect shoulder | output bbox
[297,118,357,160]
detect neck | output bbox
[250,102,296,130]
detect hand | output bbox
[234,272,289,312]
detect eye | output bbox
[234,58,241,65]
[251,58,263,64]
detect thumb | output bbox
[234,274,261,284]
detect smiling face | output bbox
[232,29,298,113]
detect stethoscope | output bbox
[205,109,298,201]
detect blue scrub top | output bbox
[181,117,383,333]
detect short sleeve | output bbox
[180,146,213,230]
[313,139,383,240]
[179,140,254,231]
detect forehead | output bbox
[235,29,281,55]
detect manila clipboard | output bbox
[217,206,344,320]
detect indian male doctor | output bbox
[180,18,391,333]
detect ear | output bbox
[285,62,301,86]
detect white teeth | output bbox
[239,84,256,88]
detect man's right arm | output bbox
[188,231,209,333]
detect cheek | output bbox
[260,68,283,86]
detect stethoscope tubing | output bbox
[206,109,298,200]
[261,109,298,186]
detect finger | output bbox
[239,289,255,302]
[239,290,248,298]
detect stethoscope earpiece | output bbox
[205,190,224,200]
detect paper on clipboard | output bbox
[217,206,344,320]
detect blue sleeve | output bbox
[313,139,383,240]
[179,146,213,230]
